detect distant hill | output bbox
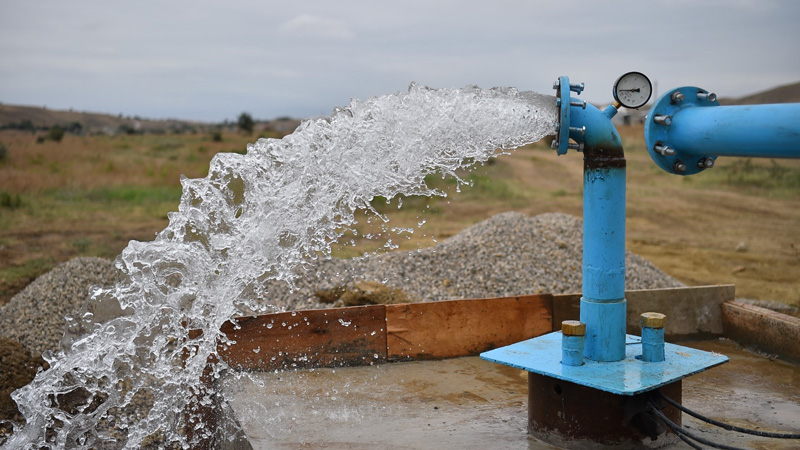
[0,103,212,135]
[0,103,301,136]
[719,81,800,105]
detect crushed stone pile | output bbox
[0,257,118,357]
[262,212,685,311]
[0,213,684,356]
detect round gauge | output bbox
[613,72,652,109]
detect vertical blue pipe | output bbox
[570,103,627,362]
[641,327,665,363]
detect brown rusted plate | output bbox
[218,305,387,370]
[385,294,553,360]
[528,373,682,446]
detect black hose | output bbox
[648,402,748,450]
[670,425,705,450]
[657,392,800,439]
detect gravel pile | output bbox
[0,213,684,356]
[0,257,118,357]
[264,212,685,311]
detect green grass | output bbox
[697,158,800,197]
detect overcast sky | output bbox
[1,0,798,122]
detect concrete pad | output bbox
[221,339,799,449]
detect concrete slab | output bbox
[220,339,799,449]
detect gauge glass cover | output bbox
[613,72,652,108]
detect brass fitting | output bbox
[640,312,666,329]
[561,320,586,336]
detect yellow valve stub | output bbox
[561,320,586,336]
[641,312,666,329]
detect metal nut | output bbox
[641,312,666,329]
[562,320,586,336]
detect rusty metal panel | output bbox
[528,373,682,446]
[722,300,800,363]
[385,294,553,361]
[218,305,387,370]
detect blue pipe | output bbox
[645,87,800,175]
[569,101,628,362]
[669,104,800,158]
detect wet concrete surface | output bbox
[221,338,799,449]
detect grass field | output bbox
[1,126,799,311]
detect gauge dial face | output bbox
[613,72,652,109]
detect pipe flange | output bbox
[554,76,571,155]
[644,87,719,175]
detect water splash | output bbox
[3,83,555,448]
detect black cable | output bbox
[647,403,703,449]
[670,424,705,450]
[657,392,800,439]
[648,402,748,450]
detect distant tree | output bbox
[66,121,83,135]
[210,130,223,142]
[19,120,35,133]
[117,124,137,135]
[47,125,65,142]
[237,112,254,135]
[0,141,7,161]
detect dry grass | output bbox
[1,126,799,310]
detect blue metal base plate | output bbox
[481,332,728,396]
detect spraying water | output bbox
[3,83,556,449]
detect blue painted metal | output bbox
[640,326,665,363]
[569,98,628,362]
[561,334,585,366]
[481,332,728,396]
[580,298,626,361]
[555,76,571,155]
[645,86,800,175]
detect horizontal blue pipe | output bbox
[670,103,800,158]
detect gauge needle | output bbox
[620,88,640,92]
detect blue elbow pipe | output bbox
[645,87,800,175]
[564,98,628,362]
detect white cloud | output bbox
[278,15,356,40]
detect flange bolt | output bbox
[671,91,685,103]
[697,91,717,102]
[673,160,687,173]
[654,115,672,126]
[569,82,585,94]
[698,157,715,169]
[654,144,676,156]
[569,126,586,136]
[570,100,587,109]
[568,142,584,152]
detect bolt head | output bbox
[698,157,715,169]
[671,91,685,103]
[674,161,687,173]
[562,320,586,336]
[641,312,666,329]
[551,139,559,150]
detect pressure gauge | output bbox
[612,72,652,109]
